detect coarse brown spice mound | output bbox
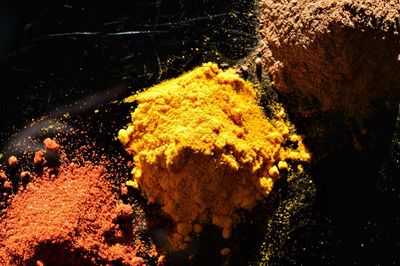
[119,63,310,249]
[259,0,400,114]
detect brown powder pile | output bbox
[119,63,310,249]
[0,141,146,265]
[259,0,400,113]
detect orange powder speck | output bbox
[7,156,18,167]
[0,172,7,181]
[119,62,310,249]
[34,150,46,165]
[44,138,60,152]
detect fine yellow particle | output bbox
[119,63,310,249]
[276,108,286,119]
[290,134,301,143]
[268,166,280,178]
[125,180,139,189]
[278,161,288,170]
[259,177,274,196]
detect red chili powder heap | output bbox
[0,140,146,266]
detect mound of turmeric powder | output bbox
[119,63,310,249]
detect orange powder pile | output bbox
[0,161,145,266]
[119,63,310,249]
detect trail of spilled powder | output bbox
[119,63,310,249]
[0,140,146,266]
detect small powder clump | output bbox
[34,150,46,165]
[119,63,310,248]
[7,156,18,167]
[0,172,7,181]
[0,155,145,265]
[44,137,61,152]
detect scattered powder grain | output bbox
[7,156,18,167]
[2,181,11,190]
[20,171,32,180]
[220,247,231,256]
[0,172,6,181]
[34,150,46,165]
[43,138,61,152]
[119,63,310,248]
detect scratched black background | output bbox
[0,1,399,266]
[0,0,257,146]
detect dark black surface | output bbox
[0,0,257,147]
[1,1,399,266]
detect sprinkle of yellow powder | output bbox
[125,180,139,189]
[119,63,310,249]
[278,161,288,170]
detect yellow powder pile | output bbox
[119,63,310,249]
